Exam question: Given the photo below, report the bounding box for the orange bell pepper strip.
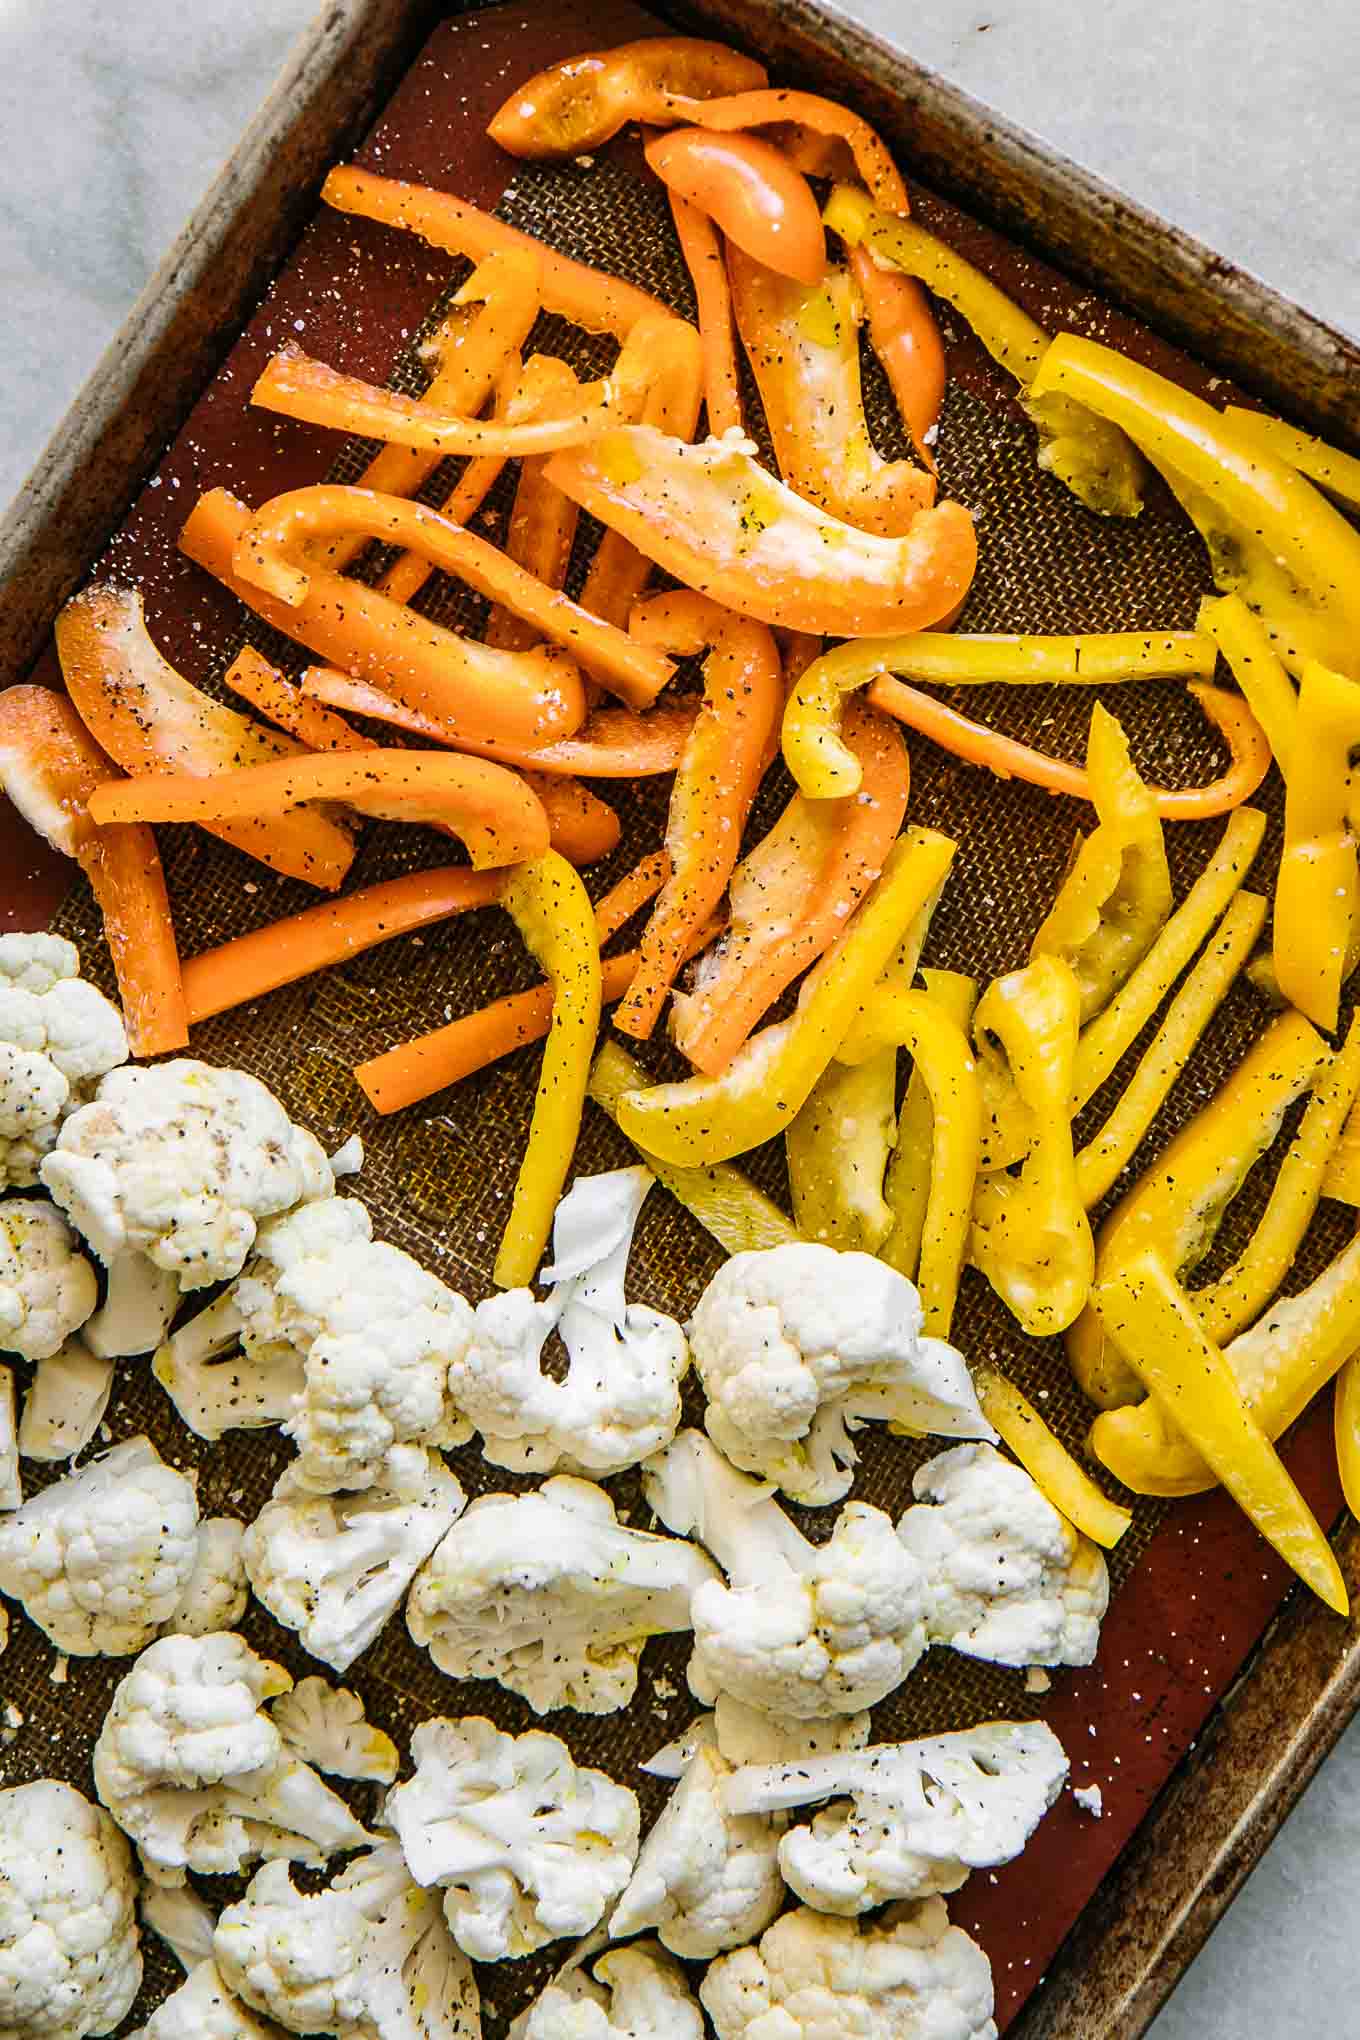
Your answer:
[656,87,911,212]
[485,361,583,653]
[728,246,933,535]
[520,770,619,866]
[672,696,910,1074]
[645,129,825,286]
[220,647,367,753]
[866,675,1270,820]
[90,749,550,872]
[181,867,507,1024]
[0,685,187,1057]
[667,191,742,438]
[322,166,673,339]
[615,592,781,1040]
[487,37,767,155]
[53,585,355,891]
[544,425,976,638]
[849,251,946,472]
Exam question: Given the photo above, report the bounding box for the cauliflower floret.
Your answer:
[130,1960,284,2040]
[214,1861,370,2036]
[92,1631,372,1886]
[643,1430,929,1720]
[451,1169,688,1478]
[268,1677,398,1784]
[386,1716,640,1963]
[898,1443,1110,1667]
[17,1338,114,1462]
[700,1899,997,2040]
[162,1518,249,1638]
[408,1474,717,1715]
[42,1060,333,1288]
[0,1434,200,1655]
[155,1197,472,1489]
[516,1943,703,2040]
[0,1778,142,2040]
[332,1843,481,2040]
[244,1449,466,1673]
[140,1882,218,1975]
[688,1243,994,1505]
[724,1719,1069,1913]
[643,1697,872,1780]
[0,1199,98,1362]
[0,1362,19,1510]
[0,934,127,1192]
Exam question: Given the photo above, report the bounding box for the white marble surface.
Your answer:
[3,2,1359,2031]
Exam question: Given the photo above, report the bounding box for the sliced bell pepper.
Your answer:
[1074,890,1265,1210]
[645,129,825,286]
[544,424,976,639]
[1273,659,1360,1031]
[728,247,933,536]
[493,851,603,1287]
[1223,406,1360,516]
[969,958,1094,1337]
[1030,704,1171,1024]
[53,584,354,891]
[220,646,369,754]
[322,165,673,338]
[484,361,584,654]
[1198,592,1296,774]
[90,749,550,872]
[1029,334,1360,679]
[1066,1009,1326,1408]
[616,828,957,1167]
[0,685,187,1057]
[849,250,945,471]
[616,592,781,1040]
[672,696,910,1074]
[520,770,619,866]
[667,191,742,438]
[1089,1249,1348,1612]
[1335,1347,1360,1520]
[975,1369,1132,1548]
[880,969,978,1289]
[656,87,911,213]
[1323,1099,1360,1207]
[487,37,767,156]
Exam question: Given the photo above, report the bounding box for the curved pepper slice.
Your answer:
[0,684,187,1057]
[1335,1346,1360,1521]
[483,358,584,653]
[220,647,365,754]
[976,1369,1132,1548]
[728,247,933,535]
[487,37,767,156]
[1030,705,1171,1024]
[544,424,976,639]
[658,87,911,212]
[880,969,978,1290]
[1273,660,1360,1031]
[1223,406,1360,516]
[616,592,781,1039]
[493,851,604,1288]
[53,584,354,891]
[668,191,742,438]
[1089,1249,1347,1613]
[968,958,1093,1338]
[645,129,825,286]
[616,829,957,1167]
[1198,593,1296,774]
[849,250,945,470]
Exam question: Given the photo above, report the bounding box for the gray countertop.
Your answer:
[4,3,1359,2031]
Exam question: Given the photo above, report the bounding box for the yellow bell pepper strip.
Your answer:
[1030,705,1171,1024]
[1273,660,1360,1031]
[667,189,743,439]
[1074,889,1266,1210]
[727,247,934,536]
[825,184,1146,519]
[493,852,603,1288]
[1066,1009,1327,1408]
[543,424,977,640]
[969,958,1094,1337]
[1334,1348,1360,1519]
[484,359,583,654]
[1323,1099,1360,1206]
[616,829,956,1167]
[487,38,767,156]
[1222,406,1360,517]
[591,1043,799,1258]
[617,593,781,1040]
[1096,1227,1360,1497]
[880,970,978,1287]
[1029,333,1360,680]
[975,1369,1132,1548]
[54,583,355,891]
[1198,593,1296,776]
[1089,1249,1348,1612]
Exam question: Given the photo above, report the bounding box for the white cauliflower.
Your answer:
[0,1779,141,2040]
[898,1443,1110,1667]
[451,1169,688,1478]
[643,1697,872,1779]
[163,1518,249,1638]
[0,1363,18,1510]
[83,1253,181,1360]
[16,1338,113,1462]
[42,1060,333,1288]
[244,1449,465,1673]
[140,1882,218,1974]
[268,1677,399,1784]
[92,1630,372,1886]
[688,1242,994,1505]
[0,1434,200,1655]
[516,1943,703,2040]
[0,1199,97,1362]
[155,1197,472,1489]
[700,1899,997,2040]
[385,1716,640,1962]
[724,1719,1069,1913]
[407,1475,717,1716]
[0,934,127,1192]
[643,1430,929,1720]
[332,1843,482,2040]
[130,1960,285,2040]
